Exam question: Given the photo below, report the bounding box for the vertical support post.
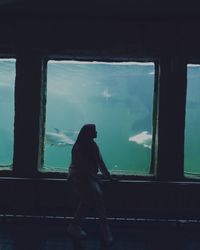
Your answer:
[150,61,159,174]
[13,51,46,177]
[156,56,187,180]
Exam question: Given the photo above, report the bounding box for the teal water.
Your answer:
[0,59,15,166]
[2,60,200,176]
[184,65,200,174]
[44,61,154,174]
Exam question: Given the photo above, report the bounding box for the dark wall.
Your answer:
[1,0,200,60]
[1,20,200,58]
[0,178,200,219]
[0,2,200,219]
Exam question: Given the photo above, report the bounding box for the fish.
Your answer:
[129,131,152,149]
[102,89,112,99]
[45,128,75,147]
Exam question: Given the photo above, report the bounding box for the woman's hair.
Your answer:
[71,124,99,170]
[75,124,96,145]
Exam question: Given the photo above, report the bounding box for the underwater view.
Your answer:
[1,60,199,175]
[44,61,154,174]
[184,64,200,175]
[0,59,15,166]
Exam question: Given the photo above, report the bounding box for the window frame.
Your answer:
[0,53,192,182]
[184,61,200,180]
[156,56,187,181]
[0,56,16,175]
[40,56,158,180]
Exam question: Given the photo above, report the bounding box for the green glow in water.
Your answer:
[44,61,154,174]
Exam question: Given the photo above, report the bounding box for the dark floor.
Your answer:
[0,218,200,250]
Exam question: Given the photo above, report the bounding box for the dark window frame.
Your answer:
[0,53,196,182]
[184,61,200,180]
[38,57,158,180]
[0,56,16,175]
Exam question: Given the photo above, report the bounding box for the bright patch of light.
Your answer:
[102,89,112,98]
[188,64,200,67]
[0,59,16,62]
[49,60,154,66]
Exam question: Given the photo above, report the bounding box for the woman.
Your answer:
[67,124,113,245]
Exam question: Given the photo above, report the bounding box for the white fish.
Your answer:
[129,131,152,149]
[45,128,75,147]
[102,89,112,99]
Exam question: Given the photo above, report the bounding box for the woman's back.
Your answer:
[70,140,99,177]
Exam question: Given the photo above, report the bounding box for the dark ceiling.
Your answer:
[0,0,200,20]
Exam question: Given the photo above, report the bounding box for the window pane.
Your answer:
[0,59,15,166]
[184,64,200,175]
[44,61,155,174]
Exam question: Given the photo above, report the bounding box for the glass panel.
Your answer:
[0,59,16,166]
[44,61,155,174]
[184,64,200,175]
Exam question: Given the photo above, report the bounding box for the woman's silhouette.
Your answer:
[67,124,113,246]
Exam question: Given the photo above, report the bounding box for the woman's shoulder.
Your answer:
[91,141,101,157]
[91,141,99,149]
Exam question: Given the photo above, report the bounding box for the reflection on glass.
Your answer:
[0,59,16,166]
[44,61,154,174]
[185,64,200,175]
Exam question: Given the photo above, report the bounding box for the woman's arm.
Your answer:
[97,150,112,180]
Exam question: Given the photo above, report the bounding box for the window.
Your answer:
[0,59,16,167]
[184,64,200,175]
[43,60,155,175]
